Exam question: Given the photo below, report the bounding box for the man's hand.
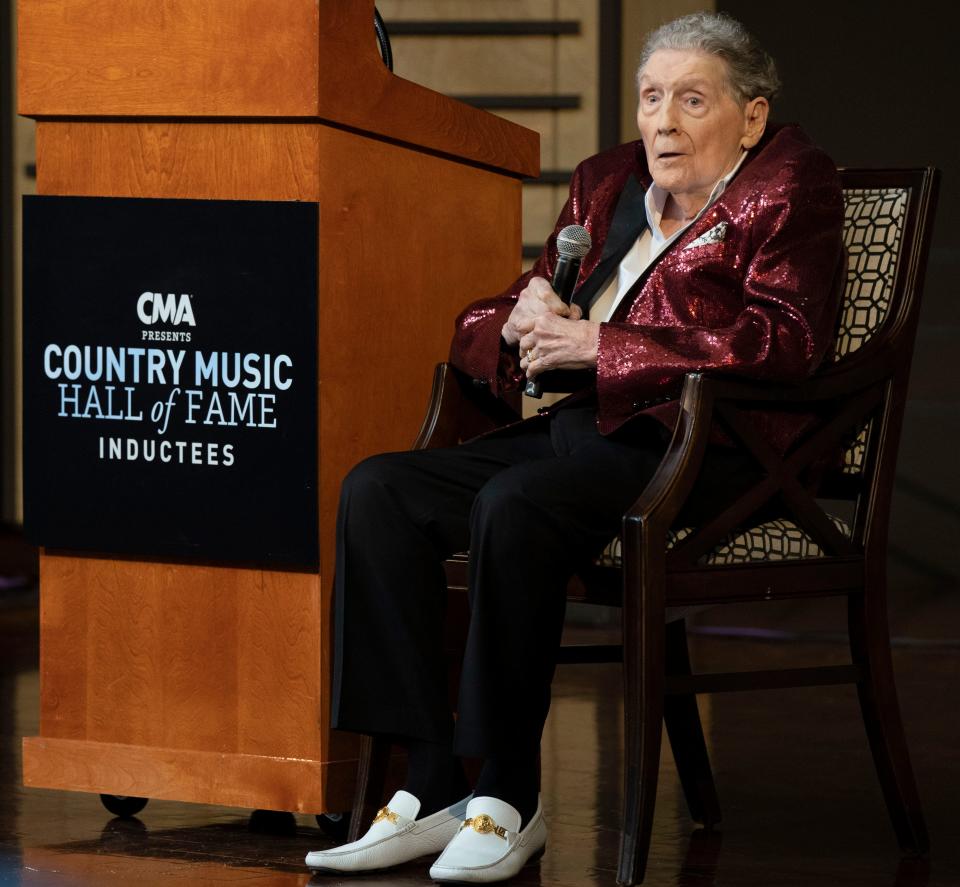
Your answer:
[518,313,600,380]
[501,277,582,346]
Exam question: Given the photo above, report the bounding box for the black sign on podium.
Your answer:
[23,195,319,569]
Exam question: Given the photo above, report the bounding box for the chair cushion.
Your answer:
[596,515,852,568]
[832,187,909,362]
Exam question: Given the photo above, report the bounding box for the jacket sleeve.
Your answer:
[449,164,586,396]
[596,150,845,419]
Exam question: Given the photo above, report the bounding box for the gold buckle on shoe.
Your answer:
[460,813,507,840]
[372,806,400,826]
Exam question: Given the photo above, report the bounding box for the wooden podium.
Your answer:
[18,0,537,815]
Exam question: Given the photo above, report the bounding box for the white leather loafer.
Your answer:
[429,795,547,883]
[305,790,470,874]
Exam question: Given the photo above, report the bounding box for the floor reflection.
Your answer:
[669,828,931,887]
[676,828,722,885]
[20,815,316,884]
[895,857,932,887]
[3,585,960,885]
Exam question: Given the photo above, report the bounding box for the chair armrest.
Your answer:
[684,350,891,405]
[624,373,717,533]
[413,362,522,450]
[624,357,889,532]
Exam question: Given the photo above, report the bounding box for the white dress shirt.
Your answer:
[589,148,749,322]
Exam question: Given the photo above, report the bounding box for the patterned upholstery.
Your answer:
[831,187,909,477]
[816,186,908,479]
[586,186,908,568]
[587,186,908,569]
[842,423,871,476]
[597,515,852,569]
[833,188,909,360]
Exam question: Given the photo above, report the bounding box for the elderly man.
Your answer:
[307,11,844,884]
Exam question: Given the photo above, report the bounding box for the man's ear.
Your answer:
[741,97,769,149]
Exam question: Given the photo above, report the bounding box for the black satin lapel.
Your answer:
[570,241,630,315]
[600,174,647,261]
[571,174,648,315]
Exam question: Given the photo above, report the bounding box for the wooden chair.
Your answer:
[345,167,941,885]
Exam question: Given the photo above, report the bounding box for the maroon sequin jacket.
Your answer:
[449,124,845,451]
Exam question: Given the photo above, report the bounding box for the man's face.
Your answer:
[636,49,764,207]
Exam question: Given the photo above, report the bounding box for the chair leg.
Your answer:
[347,734,391,842]
[664,619,722,828]
[848,587,929,854]
[618,561,666,886]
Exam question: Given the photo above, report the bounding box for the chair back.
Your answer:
[832,182,912,364]
[598,170,940,574]
[823,169,939,547]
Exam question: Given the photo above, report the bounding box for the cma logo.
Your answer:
[137,292,196,327]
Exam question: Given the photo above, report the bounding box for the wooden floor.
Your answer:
[1,559,959,886]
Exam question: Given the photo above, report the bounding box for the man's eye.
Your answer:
[687,96,703,107]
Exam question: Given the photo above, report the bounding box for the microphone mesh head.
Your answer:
[556,224,592,259]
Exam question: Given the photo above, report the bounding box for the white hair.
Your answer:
[637,12,781,104]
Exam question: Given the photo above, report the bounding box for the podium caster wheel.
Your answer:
[316,812,349,842]
[249,809,297,834]
[100,794,149,817]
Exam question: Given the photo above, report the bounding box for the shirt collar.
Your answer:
[644,148,749,243]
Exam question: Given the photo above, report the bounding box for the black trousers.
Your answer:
[331,406,753,760]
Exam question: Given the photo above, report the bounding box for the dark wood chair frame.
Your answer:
[345,167,940,885]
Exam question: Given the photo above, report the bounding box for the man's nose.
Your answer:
[657,101,680,134]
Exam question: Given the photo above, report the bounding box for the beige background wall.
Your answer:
[379,0,602,252]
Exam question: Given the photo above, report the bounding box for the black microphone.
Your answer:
[525,224,592,398]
